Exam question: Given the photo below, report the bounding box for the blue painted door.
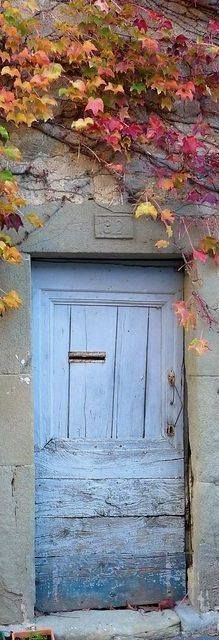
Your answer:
[32,262,185,611]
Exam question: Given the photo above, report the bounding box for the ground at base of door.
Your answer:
[1,605,219,640]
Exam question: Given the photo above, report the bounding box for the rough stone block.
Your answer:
[20,201,180,257]
[0,257,31,374]
[0,375,34,465]
[0,465,35,624]
[185,264,219,376]
[187,376,219,482]
[192,481,219,547]
[34,609,180,640]
[188,481,219,611]
[175,603,218,632]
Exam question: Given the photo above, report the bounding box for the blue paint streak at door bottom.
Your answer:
[36,554,186,612]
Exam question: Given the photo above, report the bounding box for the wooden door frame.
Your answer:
[32,257,188,611]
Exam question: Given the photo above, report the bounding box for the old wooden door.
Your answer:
[33,262,185,612]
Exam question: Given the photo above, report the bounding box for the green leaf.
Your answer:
[0,126,9,142]
[0,233,13,245]
[0,169,15,182]
[58,87,68,97]
[4,146,21,161]
[130,82,146,94]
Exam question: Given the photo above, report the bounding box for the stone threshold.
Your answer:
[1,605,219,639]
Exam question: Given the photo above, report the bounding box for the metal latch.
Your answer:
[68,351,106,363]
[168,369,175,386]
[166,423,175,437]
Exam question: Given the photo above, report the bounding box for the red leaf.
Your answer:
[147,114,165,140]
[107,118,123,132]
[3,213,23,232]
[85,97,104,116]
[193,249,208,264]
[108,163,124,174]
[208,19,219,34]
[134,18,148,31]
[98,66,115,78]
[159,598,176,610]
[182,136,204,155]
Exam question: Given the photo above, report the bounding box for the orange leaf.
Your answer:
[188,338,210,355]
[176,81,195,101]
[104,83,124,94]
[173,300,196,330]
[82,41,98,55]
[155,239,170,249]
[2,246,22,264]
[140,37,159,52]
[33,50,50,66]
[161,209,175,223]
[158,177,174,190]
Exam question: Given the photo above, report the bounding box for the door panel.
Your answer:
[33,262,185,611]
[69,305,118,439]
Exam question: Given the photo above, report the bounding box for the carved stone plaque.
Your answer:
[95,214,134,239]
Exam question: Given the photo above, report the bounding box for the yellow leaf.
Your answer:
[24,0,39,10]
[6,112,28,125]
[2,246,22,264]
[135,202,158,219]
[42,63,63,81]
[0,298,6,316]
[155,239,170,249]
[166,224,173,238]
[26,213,44,228]
[25,113,38,127]
[71,117,94,131]
[3,290,22,309]
[71,80,86,93]
[161,95,172,111]
[1,66,20,78]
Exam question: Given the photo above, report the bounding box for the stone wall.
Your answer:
[0,0,219,623]
[1,207,219,622]
[0,258,35,623]
[185,264,219,611]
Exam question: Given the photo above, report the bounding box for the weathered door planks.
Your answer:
[33,262,185,611]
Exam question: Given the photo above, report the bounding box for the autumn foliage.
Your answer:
[0,0,219,352]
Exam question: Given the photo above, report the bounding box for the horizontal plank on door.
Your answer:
[33,263,183,295]
[35,439,183,479]
[36,515,184,557]
[35,478,185,517]
[35,552,186,611]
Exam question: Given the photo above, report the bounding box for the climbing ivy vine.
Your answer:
[0,0,219,352]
